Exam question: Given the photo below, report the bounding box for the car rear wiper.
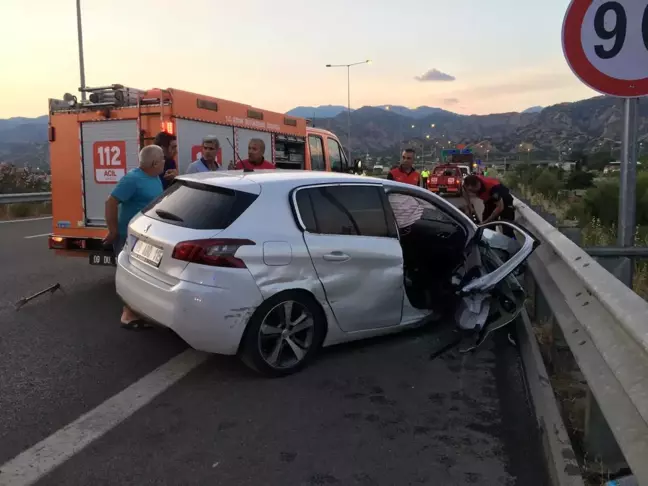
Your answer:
[155,209,184,222]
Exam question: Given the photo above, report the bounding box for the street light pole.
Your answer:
[326,60,371,163]
[76,0,87,101]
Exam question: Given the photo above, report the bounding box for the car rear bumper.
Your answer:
[429,186,461,195]
[116,251,264,355]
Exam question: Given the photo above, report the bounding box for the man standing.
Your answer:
[387,148,420,186]
[462,174,516,237]
[186,136,222,173]
[420,168,430,188]
[103,145,165,330]
[233,138,275,170]
[154,132,178,190]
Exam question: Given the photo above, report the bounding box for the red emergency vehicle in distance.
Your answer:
[427,164,463,196]
[47,84,348,263]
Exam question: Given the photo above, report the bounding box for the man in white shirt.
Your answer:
[186,136,222,173]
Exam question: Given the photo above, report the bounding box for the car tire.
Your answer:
[239,291,327,377]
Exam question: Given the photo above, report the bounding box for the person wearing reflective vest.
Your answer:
[420,169,430,188]
[462,174,515,238]
[387,148,420,186]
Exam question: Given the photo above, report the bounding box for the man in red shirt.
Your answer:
[233,138,275,170]
[387,148,420,186]
[462,174,516,237]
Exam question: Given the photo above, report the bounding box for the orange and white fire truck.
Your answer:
[47,84,348,262]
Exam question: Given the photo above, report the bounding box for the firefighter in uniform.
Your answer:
[462,174,516,238]
[387,148,420,186]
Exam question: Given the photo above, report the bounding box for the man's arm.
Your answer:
[104,196,120,244]
[481,186,507,224]
[104,176,135,242]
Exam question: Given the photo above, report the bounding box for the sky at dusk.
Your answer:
[0,0,599,118]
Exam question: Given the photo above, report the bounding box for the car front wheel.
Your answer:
[240,291,327,377]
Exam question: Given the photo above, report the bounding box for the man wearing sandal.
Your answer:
[103,145,165,330]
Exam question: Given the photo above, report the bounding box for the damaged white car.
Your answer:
[116,171,538,377]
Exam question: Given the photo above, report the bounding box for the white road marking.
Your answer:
[23,233,51,239]
[0,216,52,225]
[0,349,209,486]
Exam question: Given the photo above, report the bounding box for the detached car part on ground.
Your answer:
[116,171,538,377]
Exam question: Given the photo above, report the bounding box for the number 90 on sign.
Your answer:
[563,0,648,96]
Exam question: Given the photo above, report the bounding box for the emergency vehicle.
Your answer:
[47,84,348,263]
[427,164,463,196]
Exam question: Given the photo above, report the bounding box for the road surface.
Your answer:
[0,212,547,486]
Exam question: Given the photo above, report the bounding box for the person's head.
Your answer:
[139,145,166,176]
[401,148,415,169]
[154,132,178,160]
[248,138,265,163]
[202,135,220,163]
[463,174,483,196]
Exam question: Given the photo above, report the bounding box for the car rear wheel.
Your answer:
[240,291,326,377]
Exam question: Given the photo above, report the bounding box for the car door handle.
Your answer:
[323,251,350,262]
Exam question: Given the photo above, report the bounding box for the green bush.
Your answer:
[566,171,594,190]
[531,169,563,198]
[581,172,648,226]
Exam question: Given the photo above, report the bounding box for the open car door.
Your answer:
[455,221,540,352]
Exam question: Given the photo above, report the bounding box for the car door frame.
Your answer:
[290,182,406,332]
[381,184,538,296]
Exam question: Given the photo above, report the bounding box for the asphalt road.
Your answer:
[0,209,547,486]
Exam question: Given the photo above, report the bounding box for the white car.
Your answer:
[116,171,537,376]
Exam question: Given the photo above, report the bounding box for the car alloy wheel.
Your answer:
[257,300,315,370]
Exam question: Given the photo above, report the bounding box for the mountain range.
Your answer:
[0,97,644,168]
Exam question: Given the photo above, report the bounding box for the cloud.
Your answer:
[443,98,459,105]
[415,69,456,82]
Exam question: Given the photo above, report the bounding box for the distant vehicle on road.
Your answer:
[116,171,537,376]
[428,164,463,196]
[46,84,347,265]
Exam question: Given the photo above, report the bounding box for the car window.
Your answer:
[327,138,345,172]
[387,193,460,230]
[308,135,326,171]
[296,185,391,237]
[144,180,258,230]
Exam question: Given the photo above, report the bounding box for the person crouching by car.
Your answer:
[103,145,165,330]
[462,174,516,238]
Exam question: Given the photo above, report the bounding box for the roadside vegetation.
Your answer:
[0,162,51,220]
[504,164,648,299]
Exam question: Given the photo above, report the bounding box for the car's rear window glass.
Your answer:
[144,181,257,230]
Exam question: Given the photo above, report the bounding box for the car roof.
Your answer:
[176,170,389,192]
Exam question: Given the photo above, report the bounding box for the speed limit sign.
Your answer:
[563,0,648,96]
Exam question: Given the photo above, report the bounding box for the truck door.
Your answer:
[175,119,235,173]
[81,120,139,227]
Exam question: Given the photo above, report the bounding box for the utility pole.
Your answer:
[76,0,87,101]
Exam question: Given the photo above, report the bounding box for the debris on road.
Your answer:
[14,283,62,310]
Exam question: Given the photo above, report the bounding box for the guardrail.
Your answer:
[515,198,648,484]
[0,192,52,204]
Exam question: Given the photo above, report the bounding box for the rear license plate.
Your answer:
[89,253,116,266]
[438,186,447,192]
[131,239,164,267]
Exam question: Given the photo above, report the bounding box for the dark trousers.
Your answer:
[483,201,515,238]
[421,177,428,188]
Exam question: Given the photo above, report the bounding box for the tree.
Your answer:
[566,170,594,190]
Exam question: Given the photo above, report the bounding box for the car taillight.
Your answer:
[172,239,255,268]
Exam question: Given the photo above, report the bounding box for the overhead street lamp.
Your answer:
[326,60,371,162]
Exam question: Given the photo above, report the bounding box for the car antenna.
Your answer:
[226,137,253,172]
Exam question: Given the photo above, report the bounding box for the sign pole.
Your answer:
[616,97,639,287]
